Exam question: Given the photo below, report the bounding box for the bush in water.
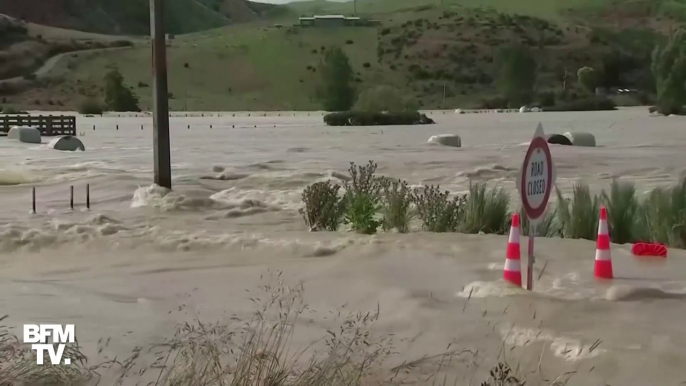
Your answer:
[380,178,413,233]
[555,183,600,241]
[412,185,464,232]
[300,181,346,231]
[343,161,383,234]
[323,111,434,126]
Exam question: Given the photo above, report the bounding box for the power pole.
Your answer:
[150,0,172,189]
[354,0,357,15]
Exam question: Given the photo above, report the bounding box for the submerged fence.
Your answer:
[1,115,76,136]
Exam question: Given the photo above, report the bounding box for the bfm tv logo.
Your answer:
[23,324,75,365]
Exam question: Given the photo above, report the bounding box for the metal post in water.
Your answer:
[70,185,74,210]
[32,187,36,214]
[527,226,535,291]
[86,184,90,210]
[150,0,172,189]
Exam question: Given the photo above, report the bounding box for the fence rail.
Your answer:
[0,115,76,136]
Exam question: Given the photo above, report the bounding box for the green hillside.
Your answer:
[0,0,277,35]
[2,0,682,111]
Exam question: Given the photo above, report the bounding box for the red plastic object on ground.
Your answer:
[632,242,668,258]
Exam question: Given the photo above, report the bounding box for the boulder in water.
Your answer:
[48,135,85,151]
[563,132,596,147]
[428,134,461,147]
[7,126,41,144]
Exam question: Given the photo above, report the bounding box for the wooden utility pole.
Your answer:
[150,0,172,189]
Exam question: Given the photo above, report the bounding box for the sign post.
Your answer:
[516,123,556,291]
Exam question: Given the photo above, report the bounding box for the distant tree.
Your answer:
[577,66,600,93]
[104,69,140,112]
[353,85,417,112]
[495,45,537,107]
[318,47,355,111]
[651,29,686,115]
[78,99,105,115]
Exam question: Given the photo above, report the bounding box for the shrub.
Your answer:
[353,85,417,112]
[104,69,140,112]
[577,66,600,93]
[496,45,537,107]
[380,178,413,233]
[544,97,616,112]
[555,183,600,240]
[601,180,640,244]
[363,62,371,68]
[346,39,354,44]
[479,96,508,109]
[300,181,346,231]
[77,99,104,115]
[412,185,464,232]
[23,73,37,81]
[318,47,356,112]
[111,40,134,47]
[537,91,556,107]
[323,111,434,126]
[1,106,25,114]
[343,161,382,234]
[652,29,686,115]
[461,182,511,235]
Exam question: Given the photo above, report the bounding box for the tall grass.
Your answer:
[601,180,640,244]
[639,178,686,248]
[518,207,560,237]
[555,183,599,240]
[461,182,511,235]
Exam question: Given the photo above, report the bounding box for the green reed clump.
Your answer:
[519,206,560,237]
[601,179,640,244]
[461,182,511,235]
[379,178,413,233]
[412,185,464,232]
[639,178,686,248]
[300,181,346,231]
[555,183,600,240]
[343,161,383,234]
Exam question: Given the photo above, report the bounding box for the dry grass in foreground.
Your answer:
[1,273,573,386]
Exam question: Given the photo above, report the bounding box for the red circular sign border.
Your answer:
[520,136,553,221]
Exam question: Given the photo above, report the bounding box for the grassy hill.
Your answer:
[1,0,682,111]
[0,0,279,35]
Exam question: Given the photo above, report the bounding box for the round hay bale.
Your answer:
[519,106,528,113]
[455,109,464,114]
[48,135,85,151]
[428,134,461,148]
[547,134,573,146]
[7,126,41,144]
[531,107,541,112]
[564,132,596,147]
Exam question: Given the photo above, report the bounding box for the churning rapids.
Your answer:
[1,108,685,385]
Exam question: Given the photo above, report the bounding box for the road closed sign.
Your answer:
[516,123,556,224]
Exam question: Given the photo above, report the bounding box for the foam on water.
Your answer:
[501,326,607,361]
[456,280,525,298]
[0,168,40,186]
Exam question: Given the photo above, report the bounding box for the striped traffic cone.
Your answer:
[504,213,522,287]
[595,206,613,279]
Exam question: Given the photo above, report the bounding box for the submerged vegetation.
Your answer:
[301,161,686,249]
[0,276,545,386]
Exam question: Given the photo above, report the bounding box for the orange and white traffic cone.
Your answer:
[595,206,613,279]
[504,213,522,287]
